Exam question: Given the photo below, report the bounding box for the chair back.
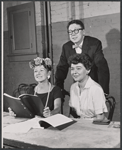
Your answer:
[13,83,37,97]
[105,95,116,121]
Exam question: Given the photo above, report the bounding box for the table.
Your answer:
[3,112,120,148]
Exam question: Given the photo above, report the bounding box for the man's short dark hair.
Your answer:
[67,19,85,30]
[68,53,92,70]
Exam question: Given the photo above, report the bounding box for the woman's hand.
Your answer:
[93,113,105,122]
[8,107,16,117]
[43,107,52,118]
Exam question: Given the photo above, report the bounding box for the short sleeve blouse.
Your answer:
[36,86,63,110]
[69,77,108,118]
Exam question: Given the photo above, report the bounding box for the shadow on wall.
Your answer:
[103,28,120,121]
[104,28,120,53]
[103,28,120,92]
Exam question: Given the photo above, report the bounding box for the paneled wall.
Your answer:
[3,1,43,96]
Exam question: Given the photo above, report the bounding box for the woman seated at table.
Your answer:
[68,53,108,121]
[9,57,62,118]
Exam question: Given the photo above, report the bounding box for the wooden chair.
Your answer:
[105,94,116,121]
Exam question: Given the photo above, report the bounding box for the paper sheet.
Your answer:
[3,114,74,133]
[3,117,44,134]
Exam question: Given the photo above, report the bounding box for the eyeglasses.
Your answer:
[67,28,83,35]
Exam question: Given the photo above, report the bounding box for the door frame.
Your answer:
[42,1,54,84]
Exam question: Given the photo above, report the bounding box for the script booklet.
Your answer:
[3,114,77,133]
[3,93,44,118]
[39,114,77,130]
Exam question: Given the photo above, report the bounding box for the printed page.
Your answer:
[3,117,44,134]
[18,93,38,98]
[3,93,20,100]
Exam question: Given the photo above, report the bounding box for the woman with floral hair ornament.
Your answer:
[29,57,63,118]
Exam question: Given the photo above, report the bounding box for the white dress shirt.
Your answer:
[74,36,84,54]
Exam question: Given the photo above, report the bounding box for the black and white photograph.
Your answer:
[2,1,120,148]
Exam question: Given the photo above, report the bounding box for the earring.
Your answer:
[48,75,50,79]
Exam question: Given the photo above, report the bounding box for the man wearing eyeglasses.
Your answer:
[55,19,110,99]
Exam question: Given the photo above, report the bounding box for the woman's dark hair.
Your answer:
[67,19,85,30]
[68,53,93,70]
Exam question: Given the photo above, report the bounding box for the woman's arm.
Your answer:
[43,98,61,118]
[93,113,106,121]
[51,98,61,115]
[92,86,108,121]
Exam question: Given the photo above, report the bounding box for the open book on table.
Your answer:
[39,114,77,130]
[3,114,77,133]
[4,93,44,118]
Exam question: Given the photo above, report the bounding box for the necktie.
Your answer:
[72,44,79,49]
[72,44,82,54]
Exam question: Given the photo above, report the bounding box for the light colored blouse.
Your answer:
[69,77,108,118]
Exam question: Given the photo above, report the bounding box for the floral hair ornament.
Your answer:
[29,57,52,70]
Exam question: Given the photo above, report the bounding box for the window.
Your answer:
[7,2,37,61]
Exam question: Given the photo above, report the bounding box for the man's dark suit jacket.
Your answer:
[55,36,110,94]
